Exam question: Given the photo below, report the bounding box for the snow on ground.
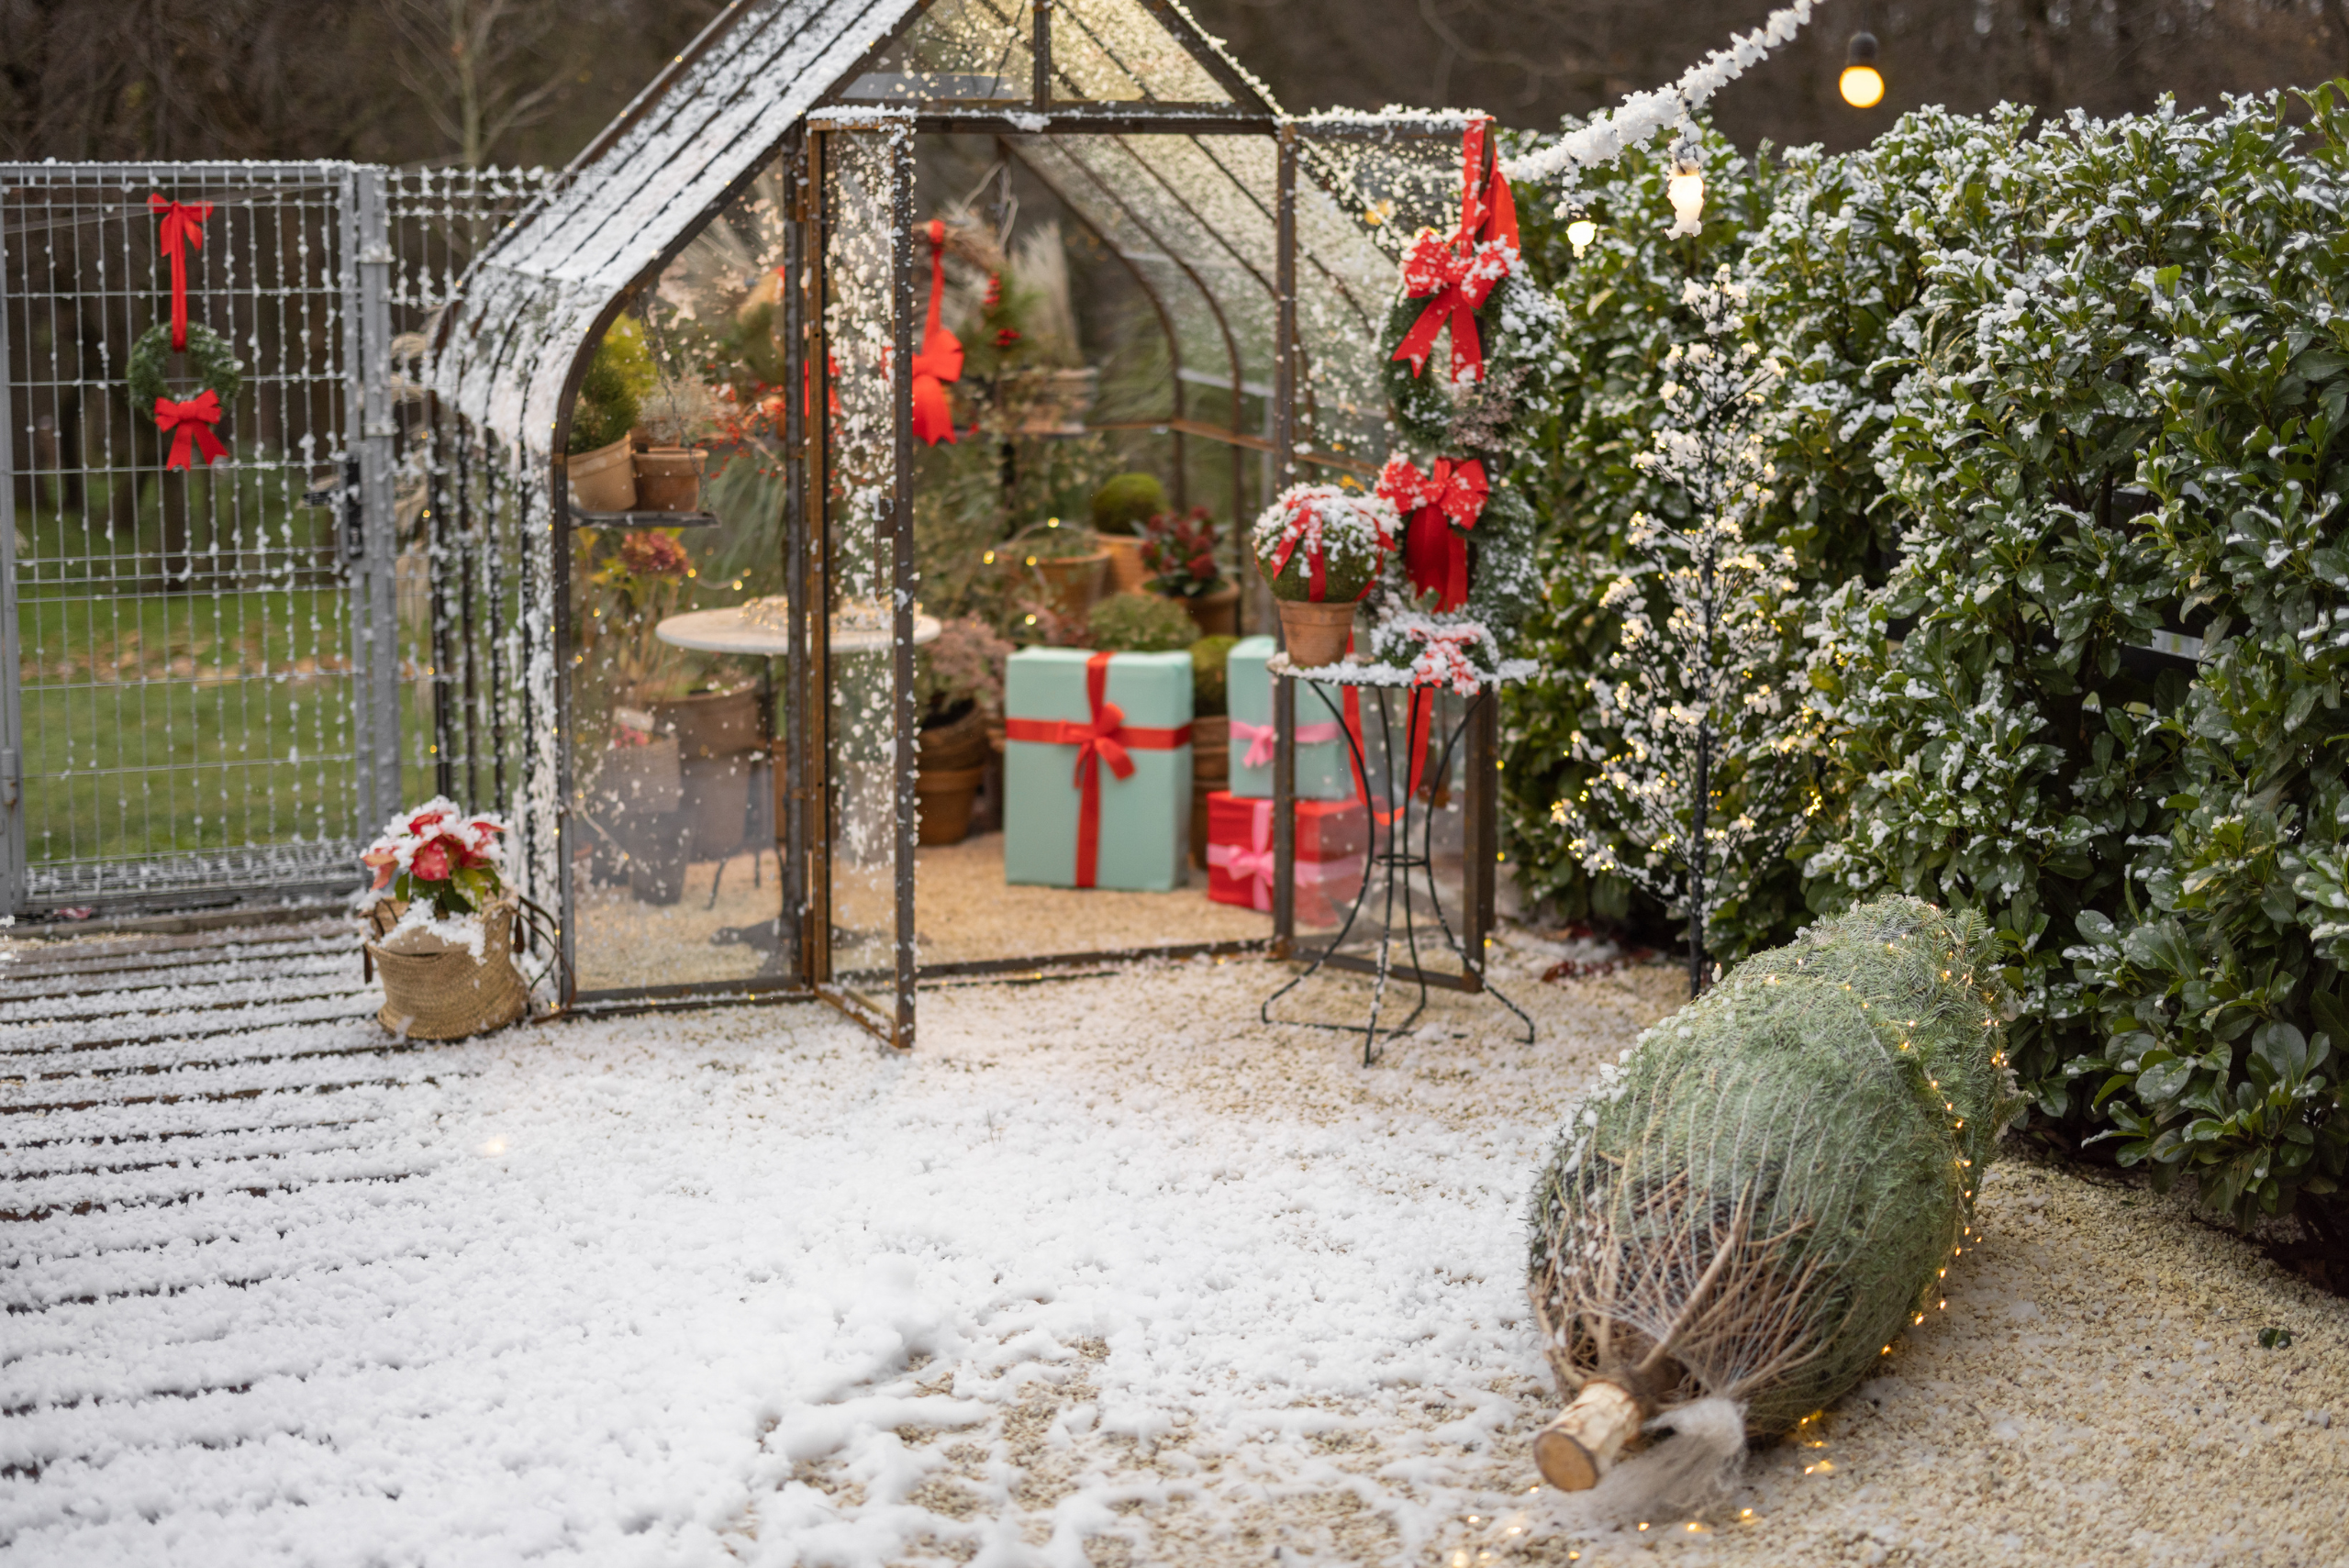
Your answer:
[7,936,2349,1568]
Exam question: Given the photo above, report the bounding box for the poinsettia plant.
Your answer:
[1140,506,1225,598]
[360,798,511,920]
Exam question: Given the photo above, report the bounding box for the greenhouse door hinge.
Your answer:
[2,749,17,809]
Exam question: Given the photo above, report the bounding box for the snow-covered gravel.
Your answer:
[6,935,2346,1567]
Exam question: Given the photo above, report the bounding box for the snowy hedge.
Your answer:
[1504,85,2349,1229]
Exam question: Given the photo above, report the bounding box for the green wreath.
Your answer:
[1381,267,1557,452]
[127,321,242,425]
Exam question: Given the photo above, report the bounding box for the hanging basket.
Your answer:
[364,896,531,1040]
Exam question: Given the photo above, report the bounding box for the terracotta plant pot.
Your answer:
[647,686,763,760]
[1175,582,1240,639]
[1100,535,1149,594]
[919,705,991,772]
[595,735,683,816]
[917,763,985,846]
[1277,599,1356,670]
[1030,550,1108,626]
[569,434,637,512]
[633,446,707,511]
[1190,714,1230,869]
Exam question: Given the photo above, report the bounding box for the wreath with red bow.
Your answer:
[128,321,242,471]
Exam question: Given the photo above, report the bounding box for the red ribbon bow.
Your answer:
[911,219,963,446]
[1376,454,1488,611]
[1388,119,1520,384]
[149,195,213,351]
[1003,651,1193,888]
[155,391,228,470]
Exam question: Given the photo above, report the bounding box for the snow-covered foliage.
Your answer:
[1551,272,1815,988]
[1506,88,2349,1227]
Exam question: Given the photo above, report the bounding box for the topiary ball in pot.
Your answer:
[1090,472,1168,537]
[1252,484,1398,668]
[1089,592,1199,653]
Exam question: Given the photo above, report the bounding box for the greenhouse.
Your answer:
[431,0,1506,1038]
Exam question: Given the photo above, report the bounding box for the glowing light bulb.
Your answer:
[1665,147,1705,237]
[1566,217,1598,257]
[1840,32,1885,108]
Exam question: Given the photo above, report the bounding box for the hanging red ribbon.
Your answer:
[1388,119,1520,384]
[155,392,228,470]
[911,219,964,446]
[1376,454,1487,611]
[148,195,212,352]
[1002,651,1193,888]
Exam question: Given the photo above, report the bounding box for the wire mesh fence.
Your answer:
[1,161,558,914]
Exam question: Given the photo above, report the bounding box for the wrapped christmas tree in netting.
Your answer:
[1524,896,2022,1497]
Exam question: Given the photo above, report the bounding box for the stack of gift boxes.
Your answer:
[1001,639,1366,927]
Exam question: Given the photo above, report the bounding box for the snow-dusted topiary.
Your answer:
[1553,271,1818,995]
[1252,484,1397,605]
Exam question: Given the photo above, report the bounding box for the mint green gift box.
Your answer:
[1003,649,1193,891]
[1225,635,1354,801]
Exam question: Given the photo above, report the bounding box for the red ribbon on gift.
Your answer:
[1388,119,1520,384]
[1229,715,1341,771]
[1208,798,1279,911]
[155,391,228,470]
[1003,651,1192,889]
[911,219,964,446]
[1376,454,1487,611]
[149,195,212,352]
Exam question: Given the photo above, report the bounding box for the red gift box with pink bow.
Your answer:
[1203,790,1368,928]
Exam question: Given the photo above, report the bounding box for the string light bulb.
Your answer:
[1839,32,1886,109]
[1665,140,1705,237]
[1566,215,1598,257]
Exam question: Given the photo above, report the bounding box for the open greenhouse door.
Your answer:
[805,122,919,1046]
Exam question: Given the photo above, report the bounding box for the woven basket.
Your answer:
[364,896,531,1040]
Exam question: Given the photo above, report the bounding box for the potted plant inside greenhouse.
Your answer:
[1090,472,1165,594]
[1141,505,1238,639]
[566,318,654,512]
[915,617,1011,846]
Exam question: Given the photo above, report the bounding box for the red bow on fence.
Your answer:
[155,392,228,470]
[1388,119,1520,384]
[911,218,964,446]
[1002,651,1192,888]
[1376,454,1487,611]
[149,195,212,351]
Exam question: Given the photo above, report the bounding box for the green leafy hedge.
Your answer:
[1504,86,2349,1229]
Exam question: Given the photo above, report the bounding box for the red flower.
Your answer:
[618,530,689,579]
[410,838,452,882]
[407,808,447,836]
[984,273,1003,307]
[994,328,1021,349]
[1188,551,1217,579]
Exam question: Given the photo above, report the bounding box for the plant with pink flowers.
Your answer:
[360,797,512,920]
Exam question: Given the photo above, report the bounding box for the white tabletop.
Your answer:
[655,605,942,656]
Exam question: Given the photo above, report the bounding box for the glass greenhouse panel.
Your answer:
[1050,0,1231,103]
[566,161,796,996]
[841,0,1034,104]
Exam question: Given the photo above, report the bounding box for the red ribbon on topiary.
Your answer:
[149,195,212,352]
[155,391,228,470]
[1376,454,1487,611]
[911,218,963,446]
[1002,651,1192,888]
[1388,119,1520,384]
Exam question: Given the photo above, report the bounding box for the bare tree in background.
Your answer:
[389,0,579,168]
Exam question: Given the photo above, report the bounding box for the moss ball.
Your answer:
[1090,473,1168,537]
[1190,634,1237,716]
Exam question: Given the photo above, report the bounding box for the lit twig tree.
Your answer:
[1555,271,1817,995]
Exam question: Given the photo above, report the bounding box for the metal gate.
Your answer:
[2,162,419,915]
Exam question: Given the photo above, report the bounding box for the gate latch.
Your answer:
[2,747,17,809]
